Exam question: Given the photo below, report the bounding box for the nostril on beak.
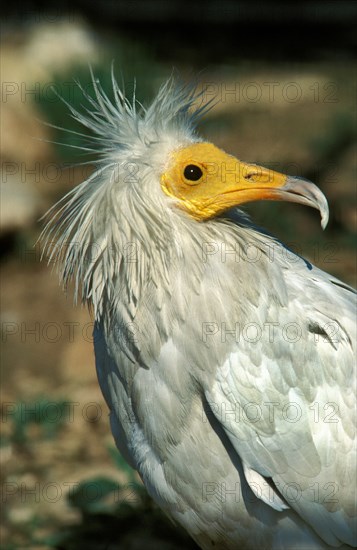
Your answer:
[244,167,275,185]
[243,168,264,183]
[244,173,256,181]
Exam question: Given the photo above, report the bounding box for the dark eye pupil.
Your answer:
[184,164,203,181]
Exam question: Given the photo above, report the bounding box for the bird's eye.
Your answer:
[183,164,203,182]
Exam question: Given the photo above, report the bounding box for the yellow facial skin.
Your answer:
[161,143,287,220]
[160,142,328,227]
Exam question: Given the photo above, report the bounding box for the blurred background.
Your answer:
[1,2,356,548]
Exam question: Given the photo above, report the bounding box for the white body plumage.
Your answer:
[43,74,356,549]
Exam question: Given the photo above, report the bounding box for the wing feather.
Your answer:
[202,244,356,547]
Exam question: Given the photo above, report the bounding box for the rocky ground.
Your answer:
[1,18,355,550]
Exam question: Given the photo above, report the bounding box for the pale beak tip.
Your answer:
[317,188,329,230]
[320,204,329,230]
[282,176,329,231]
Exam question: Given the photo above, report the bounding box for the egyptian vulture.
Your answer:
[43,74,356,549]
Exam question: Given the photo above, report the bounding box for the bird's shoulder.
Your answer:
[195,225,356,547]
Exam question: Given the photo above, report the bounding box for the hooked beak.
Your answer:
[267,175,329,229]
[218,162,329,229]
[160,143,329,226]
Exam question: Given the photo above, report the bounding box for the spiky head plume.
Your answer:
[41,72,213,319]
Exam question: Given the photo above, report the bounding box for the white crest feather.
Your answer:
[40,71,213,319]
